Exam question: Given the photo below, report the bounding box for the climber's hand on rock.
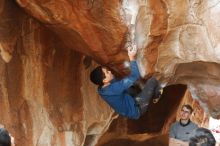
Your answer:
[128,45,137,61]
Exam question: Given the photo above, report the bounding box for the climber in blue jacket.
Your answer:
[90,47,163,119]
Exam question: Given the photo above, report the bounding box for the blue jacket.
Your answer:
[98,61,141,119]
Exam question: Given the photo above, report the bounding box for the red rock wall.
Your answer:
[15,0,130,74]
[0,1,115,145]
[0,0,218,146]
[14,0,220,119]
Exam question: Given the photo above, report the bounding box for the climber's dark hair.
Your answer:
[189,128,216,146]
[90,66,105,87]
[0,128,11,146]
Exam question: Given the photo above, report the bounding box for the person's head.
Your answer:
[189,128,216,146]
[0,128,11,146]
[180,104,193,121]
[90,66,114,87]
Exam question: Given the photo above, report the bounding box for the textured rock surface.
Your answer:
[0,0,219,146]
[15,0,220,119]
[155,0,220,119]
[0,1,115,146]
[16,0,130,75]
[98,134,169,146]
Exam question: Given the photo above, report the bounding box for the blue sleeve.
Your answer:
[110,61,141,93]
[169,124,176,138]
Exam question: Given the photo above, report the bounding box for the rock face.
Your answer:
[0,0,219,146]
[0,1,115,146]
[15,0,220,118]
[16,0,130,75]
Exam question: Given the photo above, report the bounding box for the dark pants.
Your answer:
[134,77,160,116]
